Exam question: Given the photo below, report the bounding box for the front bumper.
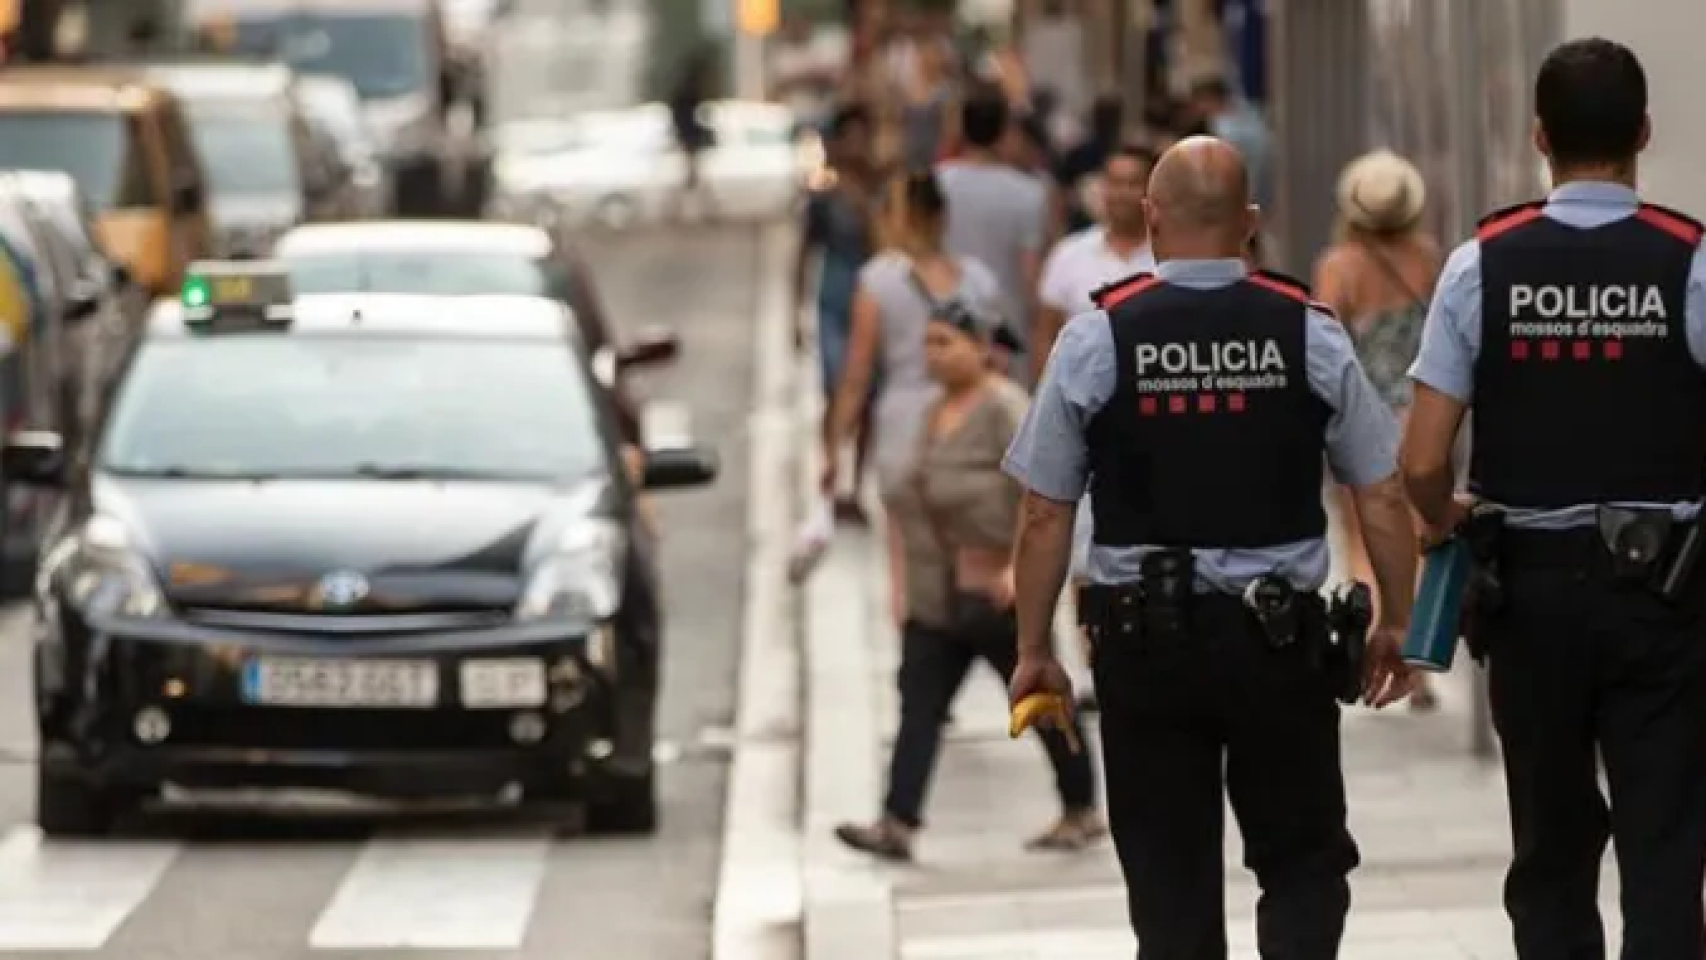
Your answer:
[46,613,621,800]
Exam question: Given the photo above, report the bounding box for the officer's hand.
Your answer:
[1418,494,1476,551]
[1360,627,1413,709]
[1009,653,1074,710]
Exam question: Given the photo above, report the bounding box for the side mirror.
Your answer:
[2,431,66,487]
[641,444,718,490]
[616,326,680,369]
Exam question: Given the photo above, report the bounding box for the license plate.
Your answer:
[241,658,438,708]
[459,659,547,709]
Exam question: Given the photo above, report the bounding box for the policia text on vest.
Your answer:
[1005,250,1416,960]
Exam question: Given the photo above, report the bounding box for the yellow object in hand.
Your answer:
[1008,693,1081,754]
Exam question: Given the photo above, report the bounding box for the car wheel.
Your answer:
[593,195,639,231]
[36,762,127,838]
[585,769,657,836]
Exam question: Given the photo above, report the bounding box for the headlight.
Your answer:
[46,516,167,619]
[515,520,626,622]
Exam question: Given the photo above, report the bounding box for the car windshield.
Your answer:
[284,251,557,297]
[0,112,144,209]
[98,336,606,480]
[234,14,430,101]
[185,109,300,197]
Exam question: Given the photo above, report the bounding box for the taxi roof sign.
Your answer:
[181,260,294,331]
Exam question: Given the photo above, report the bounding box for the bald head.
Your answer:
[1144,137,1256,259]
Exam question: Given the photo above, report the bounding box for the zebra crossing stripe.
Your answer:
[0,826,181,950]
[308,830,552,950]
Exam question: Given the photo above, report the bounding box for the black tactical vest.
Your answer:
[1084,270,1331,549]
[1471,200,1706,508]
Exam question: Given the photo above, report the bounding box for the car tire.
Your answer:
[36,762,125,838]
[585,770,657,836]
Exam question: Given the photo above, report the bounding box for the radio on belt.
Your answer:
[180,260,294,332]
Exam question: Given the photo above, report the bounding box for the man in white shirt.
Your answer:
[1036,143,1157,366]
[1034,143,1155,710]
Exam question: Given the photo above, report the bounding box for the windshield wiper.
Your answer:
[103,465,281,480]
[349,464,552,481]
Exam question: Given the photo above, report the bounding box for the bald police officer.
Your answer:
[1004,137,1418,959]
[1402,39,1706,960]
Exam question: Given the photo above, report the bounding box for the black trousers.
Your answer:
[1092,596,1358,960]
[884,602,1096,828]
[1487,532,1706,960]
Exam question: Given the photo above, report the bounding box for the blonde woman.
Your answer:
[820,171,1005,624]
[1313,149,1443,708]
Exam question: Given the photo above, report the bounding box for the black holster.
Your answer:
[1078,550,1196,651]
[1324,582,1371,705]
[1460,506,1507,663]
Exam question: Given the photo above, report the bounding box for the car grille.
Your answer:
[158,707,522,751]
[180,607,513,636]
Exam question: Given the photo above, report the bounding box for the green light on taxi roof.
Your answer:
[181,275,210,308]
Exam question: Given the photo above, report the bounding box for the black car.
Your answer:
[2,264,718,837]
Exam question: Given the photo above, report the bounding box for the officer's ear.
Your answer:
[1531,118,1550,161]
[1635,113,1651,154]
[1242,204,1260,246]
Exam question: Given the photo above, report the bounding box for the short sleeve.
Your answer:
[1303,307,1400,486]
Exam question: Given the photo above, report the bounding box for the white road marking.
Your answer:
[642,401,694,451]
[0,825,180,950]
[308,831,551,950]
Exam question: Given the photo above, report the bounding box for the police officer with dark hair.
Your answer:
[1004,136,1417,958]
[1403,37,1706,960]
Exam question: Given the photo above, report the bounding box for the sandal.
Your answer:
[1025,810,1108,852]
[835,819,914,861]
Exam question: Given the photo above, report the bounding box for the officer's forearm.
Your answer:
[1351,475,1419,627]
[1013,491,1075,658]
[1402,463,1456,532]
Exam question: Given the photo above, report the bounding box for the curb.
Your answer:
[711,224,805,960]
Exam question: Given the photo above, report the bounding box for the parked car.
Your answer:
[487,101,823,229]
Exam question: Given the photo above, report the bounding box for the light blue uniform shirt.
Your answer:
[1003,258,1400,593]
[1407,182,1706,529]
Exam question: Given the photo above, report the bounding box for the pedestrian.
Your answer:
[1055,96,1124,235]
[667,46,719,220]
[1034,142,1157,712]
[768,14,845,135]
[1185,73,1271,208]
[821,170,1004,624]
[796,103,879,524]
[832,269,1104,860]
[937,87,1049,386]
[1004,136,1416,958]
[1313,148,1443,711]
[1401,37,1706,959]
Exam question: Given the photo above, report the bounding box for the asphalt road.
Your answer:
[0,224,768,959]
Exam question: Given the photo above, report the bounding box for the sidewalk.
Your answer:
[800,524,1625,960]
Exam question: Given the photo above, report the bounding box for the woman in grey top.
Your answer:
[833,275,1103,861]
[822,171,1003,623]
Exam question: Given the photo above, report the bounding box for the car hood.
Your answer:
[92,475,612,614]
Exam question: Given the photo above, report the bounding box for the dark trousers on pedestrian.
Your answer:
[1487,531,1706,960]
[1092,595,1358,960]
[883,601,1096,828]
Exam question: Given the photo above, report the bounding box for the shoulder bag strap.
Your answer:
[1356,240,1431,308]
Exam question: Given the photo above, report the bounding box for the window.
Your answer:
[284,251,549,297]
[0,113,154,209]
[98,336,606,480]
[234,14,432,101]
[184,109,302,198]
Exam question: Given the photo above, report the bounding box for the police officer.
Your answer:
[1004,137,1418,959]
[1402,38,1706,960]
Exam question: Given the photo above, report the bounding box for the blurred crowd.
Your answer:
[772,5,1450,860]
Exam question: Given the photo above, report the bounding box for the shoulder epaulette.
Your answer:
[1636,201,1705,245]
[1476,200,1545,240]
[1246,269,1312,303]
[1092,271,1158,310]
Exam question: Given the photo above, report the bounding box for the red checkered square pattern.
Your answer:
[1137,393,1249,416]
[1509,339,1624,361]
